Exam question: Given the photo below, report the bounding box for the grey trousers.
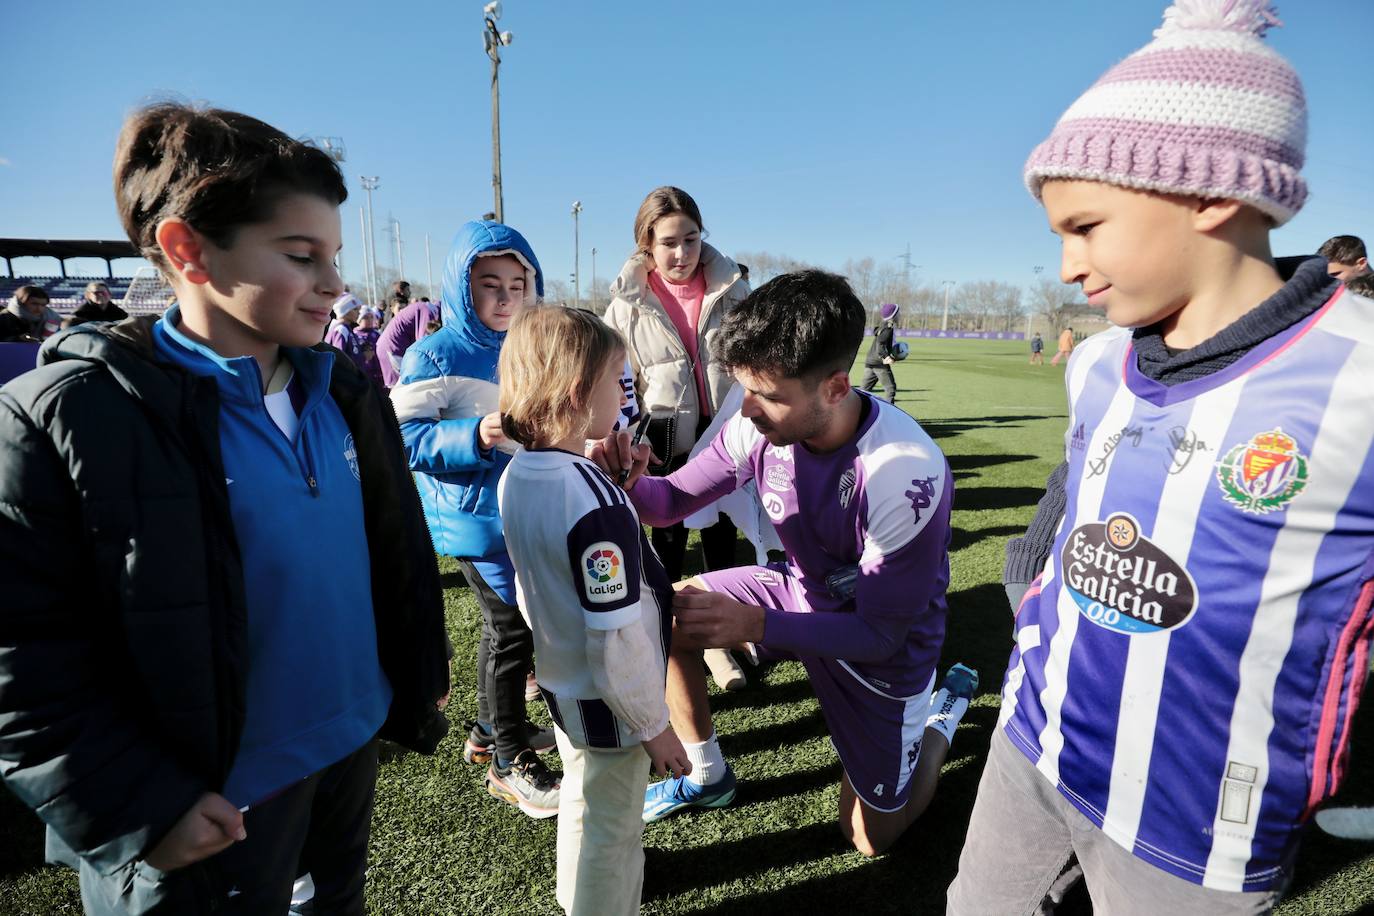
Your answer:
[946,730,1286,916]
[860,365,897,404]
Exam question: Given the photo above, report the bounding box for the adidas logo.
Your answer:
[1071,423,1087,451]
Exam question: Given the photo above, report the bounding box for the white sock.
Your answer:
[925,688,969,747]
[683,731,726,785]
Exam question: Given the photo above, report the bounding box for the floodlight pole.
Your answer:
[311,136,347,287]
[591,247,597,311]
[359,207,373,305]
[571,201,582,310]
[394,219,405,280]
[484,9,510,223]
[425,234,434,298]
[941,280,955,332]
[360,176,380,307]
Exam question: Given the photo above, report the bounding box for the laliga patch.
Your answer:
[765,464,793,492]
[1061,512,1198,635]
[582,542,628,603]
[1216,428,1309,515]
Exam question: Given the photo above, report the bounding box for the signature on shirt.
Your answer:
[1166,425,1210,475]
[1086,425,1146,478]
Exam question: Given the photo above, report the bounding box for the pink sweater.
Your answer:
[646,268,710,417]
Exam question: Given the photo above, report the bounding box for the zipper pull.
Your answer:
[307,476,320,497]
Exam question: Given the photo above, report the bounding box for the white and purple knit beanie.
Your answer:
[1024,0,1307,225]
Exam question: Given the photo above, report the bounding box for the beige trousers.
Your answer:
[554,728,651,916]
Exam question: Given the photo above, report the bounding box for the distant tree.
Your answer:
[732,250,814,286]
[1031,278,1089,332]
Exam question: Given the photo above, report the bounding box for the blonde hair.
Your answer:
[500,307,625,449]
[632,186,704,256]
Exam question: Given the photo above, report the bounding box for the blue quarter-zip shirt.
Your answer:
[153,307,392,807]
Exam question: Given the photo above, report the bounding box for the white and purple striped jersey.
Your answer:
[498,448,672,749]
[1001,288,1374,892]
[631,392,951,699]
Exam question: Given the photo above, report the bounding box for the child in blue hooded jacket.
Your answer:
[391,220,560,818]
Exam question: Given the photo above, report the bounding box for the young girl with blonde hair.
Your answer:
[498,307,689,916]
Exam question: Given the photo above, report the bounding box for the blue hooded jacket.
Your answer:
[391,222,543,601]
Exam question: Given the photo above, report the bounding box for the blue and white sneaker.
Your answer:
[643,765,738,823]
[941,662,979,699]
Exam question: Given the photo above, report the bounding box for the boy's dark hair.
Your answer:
[391,280,411,305]
[713,270,865,382]
[1345,273,1374,297]
[114,102,347,274]
[1318,235,1367,265]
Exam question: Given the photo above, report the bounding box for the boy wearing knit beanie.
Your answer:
[950,3,1374,913]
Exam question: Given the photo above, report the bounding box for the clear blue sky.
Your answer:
[3,0,1370,296]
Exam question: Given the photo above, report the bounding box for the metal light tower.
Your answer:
[483,3,514,223]
[591,246,597,312]
[312,136,347,286]
[425,234,434,298]
[359,207,373,304]
[360,176,380,307]
[393,218,406,280]
[571,201,583,310]
[941,279,956,332]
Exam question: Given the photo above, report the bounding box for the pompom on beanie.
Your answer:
[1024,0,1307,226]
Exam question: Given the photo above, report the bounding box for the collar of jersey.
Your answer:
[153,304,334,410]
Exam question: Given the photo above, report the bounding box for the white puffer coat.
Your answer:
[603,243,749,456]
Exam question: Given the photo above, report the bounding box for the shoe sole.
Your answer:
[644,785,737,823]
[486,779,559,820]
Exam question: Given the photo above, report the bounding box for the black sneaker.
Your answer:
[463,720,557,764]
[486,750,561,819]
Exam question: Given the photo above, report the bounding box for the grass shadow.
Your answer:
[949,524,1029,554]
[0,788,46,880]
[953,486,1045,512]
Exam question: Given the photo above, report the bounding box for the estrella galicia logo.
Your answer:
[1061,512,1198,635]
[581,541,627,603]
[765,464,793,492]
[343,434,360,481]
[906,476,939,522]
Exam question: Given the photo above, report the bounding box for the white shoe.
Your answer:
[1316,806,1374,840]
[705,648,747,692]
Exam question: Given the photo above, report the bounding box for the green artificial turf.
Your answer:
[1,340,1371,914]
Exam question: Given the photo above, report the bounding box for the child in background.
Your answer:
[1050,325,1074,365]
[951,3,1374,912]
[378,297,440,387]
[1029,331,1044,364]
[390,220,559,818]
[498,306,689,916]
[325,292,363,356]
[0,102,449,914]
[354,306,385,388]
[1317,234,1370,282]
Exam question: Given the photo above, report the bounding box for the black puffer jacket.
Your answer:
[0,317,449,876]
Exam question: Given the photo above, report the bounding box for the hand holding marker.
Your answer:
[619,413,651,486]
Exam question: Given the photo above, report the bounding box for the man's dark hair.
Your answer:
[391,280,411,305]
[1345,273,1374,297]
[1319,235,1367,265]
[114,102,347,275]
[713,270,865,381]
